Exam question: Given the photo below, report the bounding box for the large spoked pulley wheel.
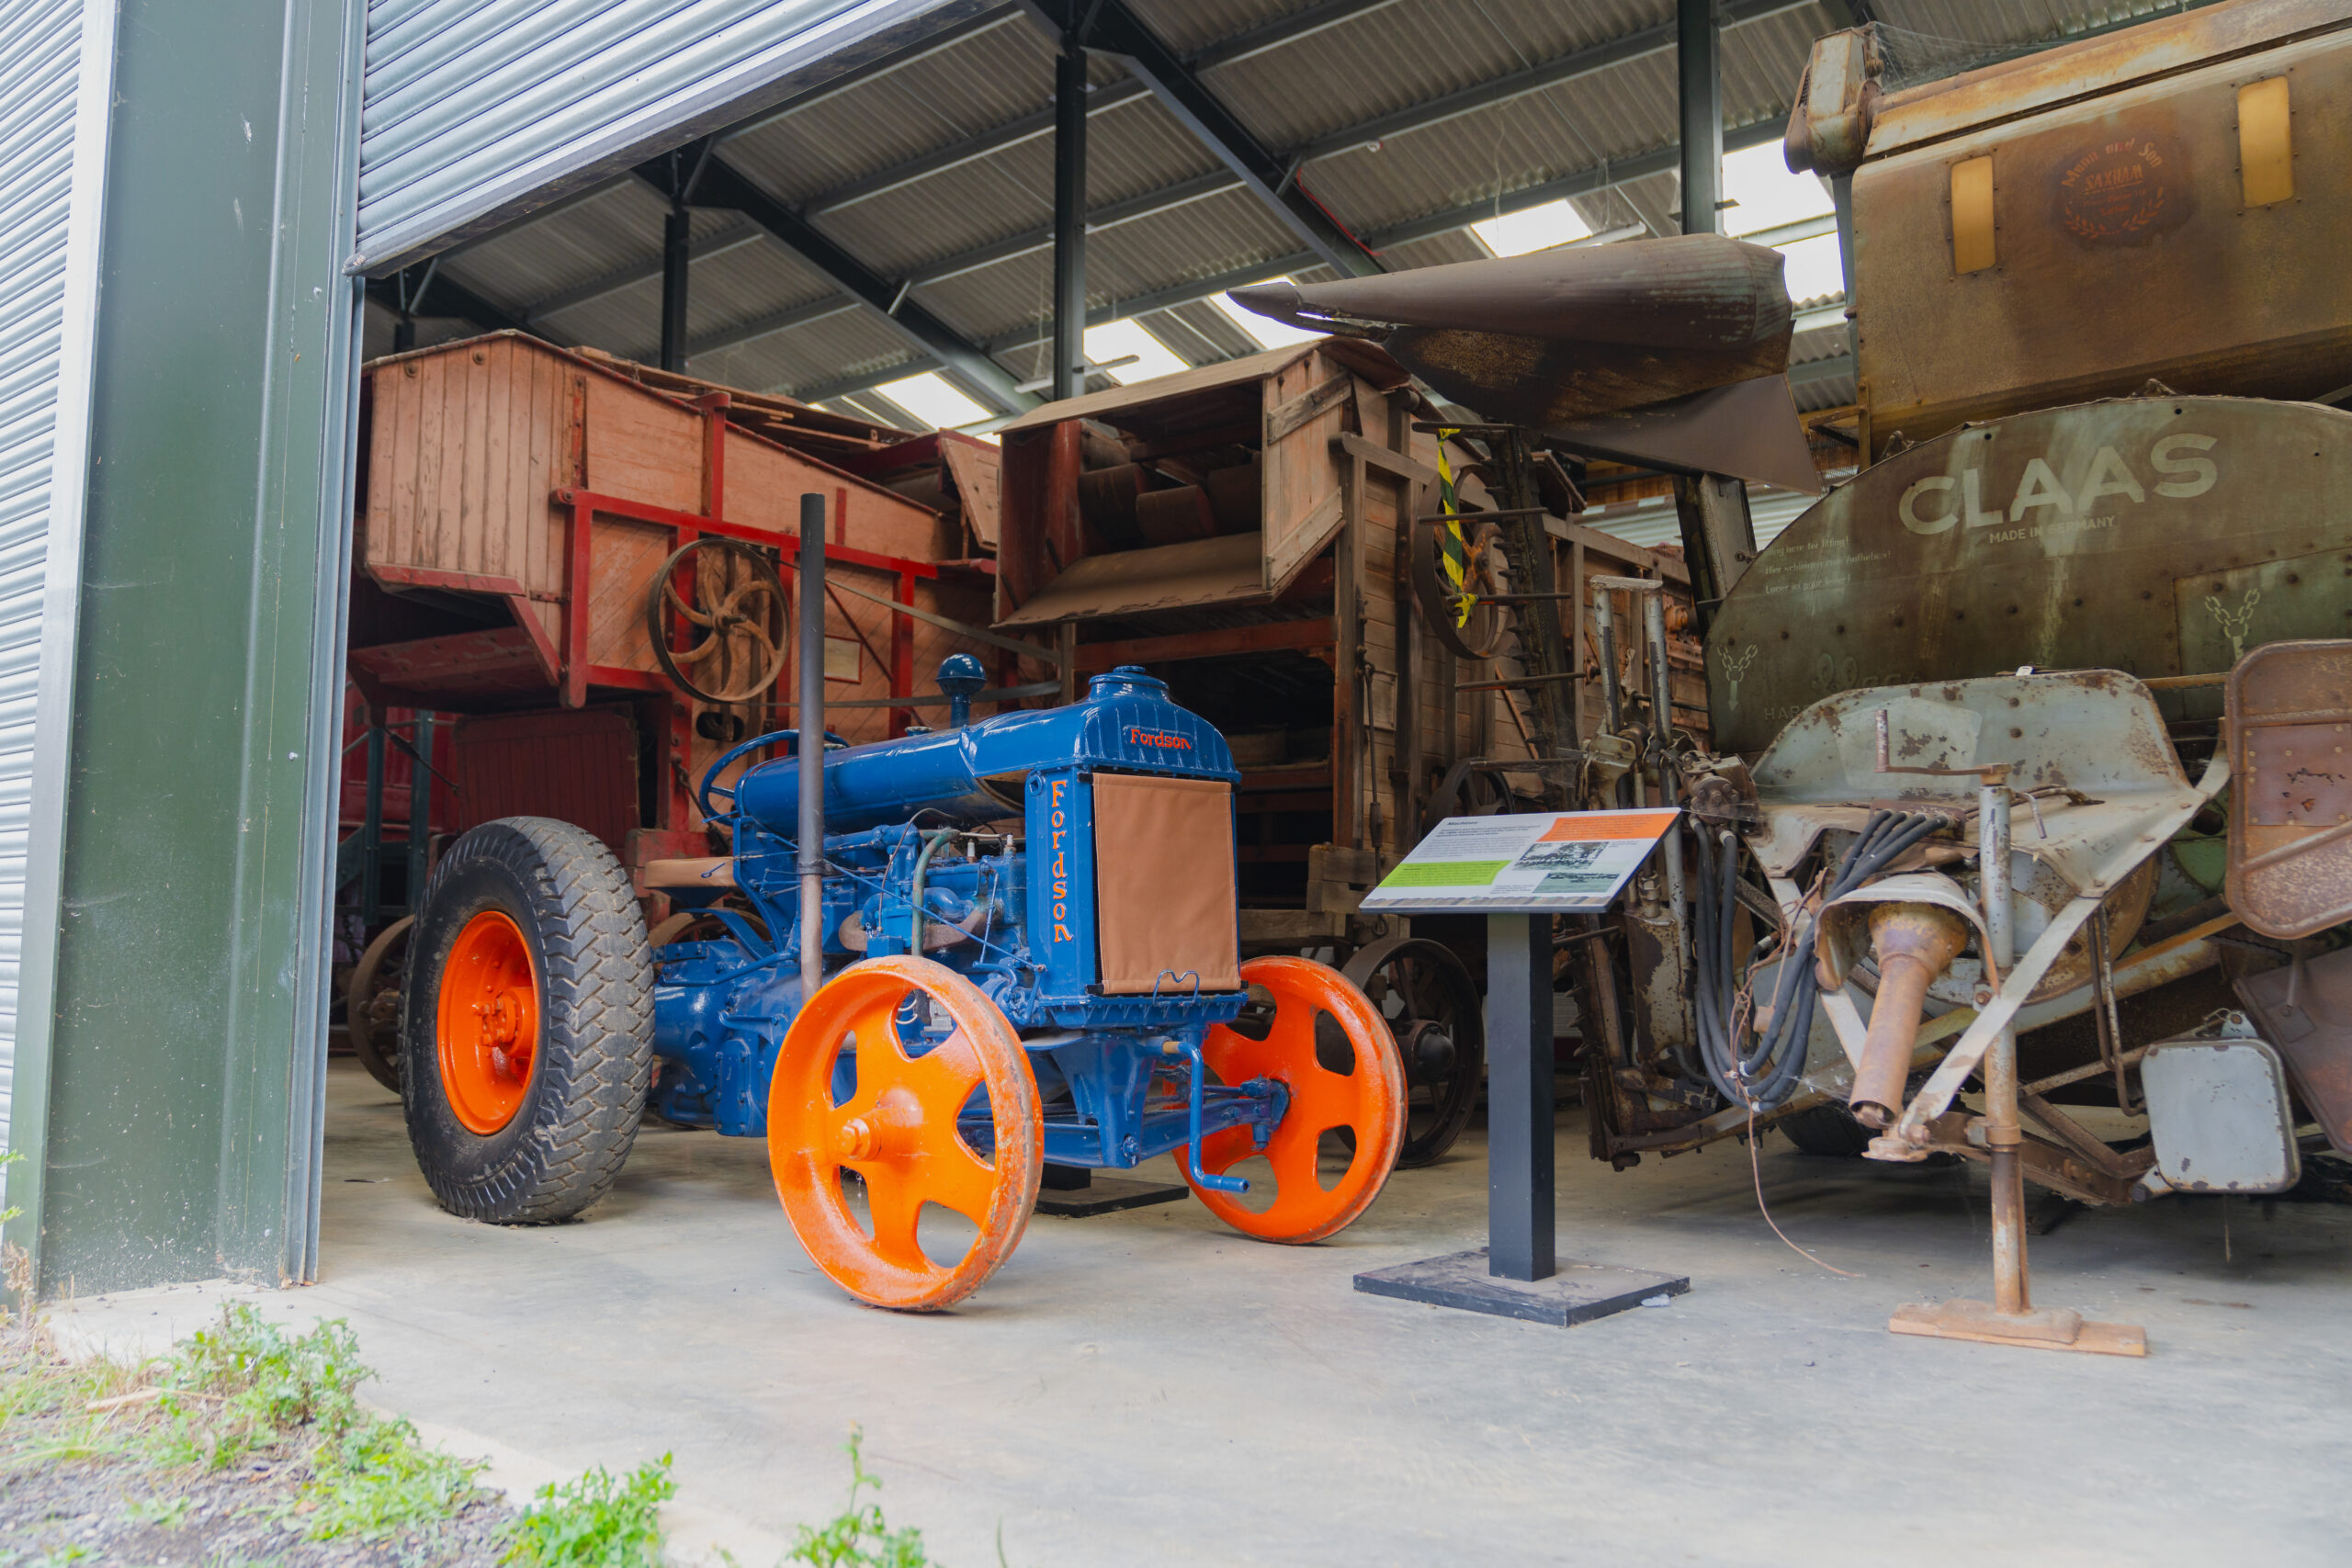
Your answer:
[1410,513,1510,660]
[645,536,789,705]
[345,914,414,1093]
[768,956,1043,1312]
[1184,955,1407,1244]
[401,817,655,1224]
[1342,936,1484,1168]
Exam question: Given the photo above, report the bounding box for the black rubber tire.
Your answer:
[1775,1100,1878,1158]
[401,818,654,1224]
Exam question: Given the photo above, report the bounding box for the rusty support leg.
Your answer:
[1980,779,2029,1316]
[1888,779,2146,1356]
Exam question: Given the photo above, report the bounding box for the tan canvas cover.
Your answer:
[1091,773,1241,995]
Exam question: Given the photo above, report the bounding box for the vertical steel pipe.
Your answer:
[660,204,690,373]
[1978,777,2029,1314]
[1678,0,1723,237]
[798,494,827,993]
[1591,588,1623,732]
[407,714,434,917]
[1643,588,1687,936]
[1052,32,1089,401]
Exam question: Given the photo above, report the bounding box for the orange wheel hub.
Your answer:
[1184,955,1407,1244]
[435,910,541,1134]
[768,956,1041,1311]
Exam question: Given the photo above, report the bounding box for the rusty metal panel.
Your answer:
[1853,27,2352,453]
[1863,1,2352,163]
[451,706,640,857]
[2235,942,2352,1154]
[1706,395,2352,753]
[2225,637,2352,936]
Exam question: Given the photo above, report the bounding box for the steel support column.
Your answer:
[1052,28,1089,400]
[660,203,691,372]
[1033,0,1382,277]
[1678,0,1723,236]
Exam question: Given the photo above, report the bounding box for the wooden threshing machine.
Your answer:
[985,334,1723,1163]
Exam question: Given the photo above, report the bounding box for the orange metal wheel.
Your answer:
[435,909,541,1134]
[768,957,1042,1311]
[1184,955,1408,1244]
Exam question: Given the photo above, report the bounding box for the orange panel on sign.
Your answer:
[1538,811,1679,842]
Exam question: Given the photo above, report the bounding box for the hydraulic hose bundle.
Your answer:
[1691,809,1944,1110]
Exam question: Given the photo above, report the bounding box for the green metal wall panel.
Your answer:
[19,0,362,1295]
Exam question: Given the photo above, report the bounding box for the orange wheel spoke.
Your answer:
[849,996,915,1083]
[860,1168,932,1274]
[1259,1118,1328,1192]
[905,1027,984,1098]
[1283,1065,1365,1134]
[915,1140,1001,1227]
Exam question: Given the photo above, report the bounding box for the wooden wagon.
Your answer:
[348,333,1046,879]
[987,337,1707,952]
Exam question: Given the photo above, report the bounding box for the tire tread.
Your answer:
[404,818,654,1224]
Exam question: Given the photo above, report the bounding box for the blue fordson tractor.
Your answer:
[398,661,1407,1310]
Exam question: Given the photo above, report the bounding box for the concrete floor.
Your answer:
[56,1059,2352,1566]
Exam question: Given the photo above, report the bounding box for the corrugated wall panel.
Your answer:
[350,0,960,275]
[0,0,83,1149]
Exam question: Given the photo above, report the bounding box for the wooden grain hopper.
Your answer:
[989,338,1705,947]
[347,332,1047,876]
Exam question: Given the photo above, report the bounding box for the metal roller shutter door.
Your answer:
[0,0,93,1149]
[350,0,958,275]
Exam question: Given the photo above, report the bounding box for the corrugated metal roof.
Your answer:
[390,0,2194,421]
[1582,479,1837,550]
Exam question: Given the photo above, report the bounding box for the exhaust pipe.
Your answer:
[1849,902,1972,1128]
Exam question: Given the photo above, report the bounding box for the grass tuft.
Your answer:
[502,1453,676,1568]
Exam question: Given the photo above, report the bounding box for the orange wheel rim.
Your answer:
[1184,955,1407,1244]
[435,910,541,1134]
[768,956,1041,1311]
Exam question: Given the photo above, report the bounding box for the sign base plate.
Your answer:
[1355,1248,1689,1327]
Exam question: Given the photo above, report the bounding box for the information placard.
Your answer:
[1360,809,1679,913]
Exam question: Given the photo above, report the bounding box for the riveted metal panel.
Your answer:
[1705,395,2352,754]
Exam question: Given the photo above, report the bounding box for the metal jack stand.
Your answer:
[1877,732,2145,1357]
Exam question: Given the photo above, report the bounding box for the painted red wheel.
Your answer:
[1183,955,1407,1244]
[768,956,1042,1311]
[435,909,540,1134]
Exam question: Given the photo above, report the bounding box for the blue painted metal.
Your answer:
[651,665,1265,1175]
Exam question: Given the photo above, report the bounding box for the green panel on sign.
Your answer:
[1385,860,1510,887]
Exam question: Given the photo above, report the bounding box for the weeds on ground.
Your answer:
[502,1454,675,1568]
[2,1300,487,1549]
[785,1428,932,1568]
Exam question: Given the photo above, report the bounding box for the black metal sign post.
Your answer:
[1356,875,1690,1327]
[1487,912,1555,1281]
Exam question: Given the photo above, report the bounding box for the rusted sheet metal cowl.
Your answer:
[1230,237,1818,491]
[1706,395,2352,753]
